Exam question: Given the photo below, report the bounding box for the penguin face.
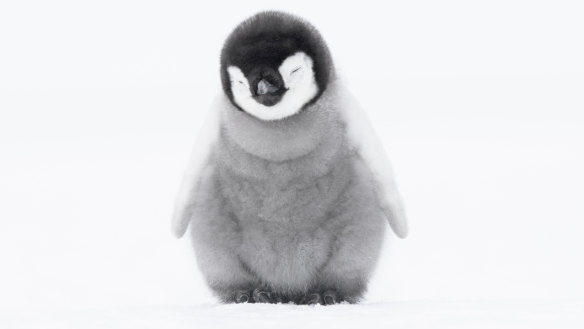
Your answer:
[220,12,333,121]
[226,52,318,121]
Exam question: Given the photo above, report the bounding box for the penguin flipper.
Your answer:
[171,95,222,238]
[336,83,409,238]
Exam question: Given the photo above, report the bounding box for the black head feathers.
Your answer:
[220,11,334,109]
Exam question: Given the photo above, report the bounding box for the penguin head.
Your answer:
[220,11,334,121]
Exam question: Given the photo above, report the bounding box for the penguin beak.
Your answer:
[257,79,279,95]
[253,78,286,106]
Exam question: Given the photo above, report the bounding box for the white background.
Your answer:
[1,0,583,328]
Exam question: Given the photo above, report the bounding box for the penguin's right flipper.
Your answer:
[171,95,222,238]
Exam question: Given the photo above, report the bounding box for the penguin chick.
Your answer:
[172,11,408,305]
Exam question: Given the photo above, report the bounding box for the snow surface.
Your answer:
[1,0,584,328]
[2,301,584,329]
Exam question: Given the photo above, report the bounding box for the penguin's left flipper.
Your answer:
[337,84,409,238]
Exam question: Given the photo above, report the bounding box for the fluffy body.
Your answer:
[191,83,385,302]
[172,11,406,304]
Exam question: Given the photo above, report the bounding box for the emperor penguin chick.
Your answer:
[172,11,408,305]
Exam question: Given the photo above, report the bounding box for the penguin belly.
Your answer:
[216,153,353,292]
[239,219,333,291]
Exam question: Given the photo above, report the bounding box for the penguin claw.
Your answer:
[323,290,338,305]
[301,293,324,305]
[235,290,251,303]
[252,288,273,303]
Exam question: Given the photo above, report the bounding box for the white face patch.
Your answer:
[227,52,319,121]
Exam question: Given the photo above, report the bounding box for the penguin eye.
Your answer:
[290,67,302,75]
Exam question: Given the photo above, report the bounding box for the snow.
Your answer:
[1,0,584,328]
[2,301,584,329]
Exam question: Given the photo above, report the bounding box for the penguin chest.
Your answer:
[218,157,352,225]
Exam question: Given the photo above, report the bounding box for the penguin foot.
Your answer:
[252,288,274,303]
[299,293,324,305]
[298,290,341,305]
[235,290,251,303]
[233,289,343,305]
[322,290,338,305]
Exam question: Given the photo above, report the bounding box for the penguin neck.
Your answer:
[220,92,337,162]
[217,92,346,181]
